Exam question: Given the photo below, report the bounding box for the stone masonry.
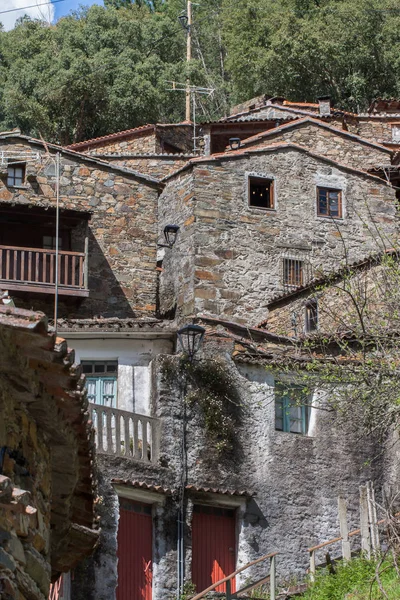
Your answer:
[159,145,397,325]
[0,306,98,600]
[0,134,162,319]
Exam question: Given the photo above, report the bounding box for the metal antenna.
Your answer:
[166,81,214,153]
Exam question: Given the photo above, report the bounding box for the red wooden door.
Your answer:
[192,504,236,593]
[117,499,152,600]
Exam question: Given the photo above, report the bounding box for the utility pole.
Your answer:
[185,0,192,121]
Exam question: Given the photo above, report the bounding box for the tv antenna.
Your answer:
[167,81,214,153]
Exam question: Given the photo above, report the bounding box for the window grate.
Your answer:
[283,258,304,287]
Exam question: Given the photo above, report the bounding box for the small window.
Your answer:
[248,176,274,209]
[275,383,310,434]
[317,187,342,218]
[283,258,303,287]
[7,164,25,187]
[392,125,400,142]
[82,360,118,407]
[305,299,318,333]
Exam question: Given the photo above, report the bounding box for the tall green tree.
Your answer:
[221,0,400,111]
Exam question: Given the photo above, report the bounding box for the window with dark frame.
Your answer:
[248,176,274,209]
[305,299,318,333]
[283,258,303,287]
[7,164,25,187]
[275,383,310,435]
[317,187,342,218]
[82,360,118,407]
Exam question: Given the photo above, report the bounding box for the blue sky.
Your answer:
[2,0,104,31]
[54,0,103,20]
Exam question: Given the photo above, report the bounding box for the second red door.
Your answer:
[192,504,236,593]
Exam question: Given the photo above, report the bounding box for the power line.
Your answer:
[0,0,66,15]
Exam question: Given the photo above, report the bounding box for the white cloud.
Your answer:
[0,0,55,31]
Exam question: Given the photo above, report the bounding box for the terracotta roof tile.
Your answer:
[66,124,156,150]
[186,484,255,497]
[112,480,175,495]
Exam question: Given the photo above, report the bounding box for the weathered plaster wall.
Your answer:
[65,337,174,415]
[159,148,397,326]
[80,347,385,598]
[242,123,391,169]
[0,138,160,319]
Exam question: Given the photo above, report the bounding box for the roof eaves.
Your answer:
[0,132,163,188]
[164,142,392,185]
[237,117,392,153]
[66,124,156,150]
[264,248,398,312]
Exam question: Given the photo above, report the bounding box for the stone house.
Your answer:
[1,95,400,599]
[0,305,98,600]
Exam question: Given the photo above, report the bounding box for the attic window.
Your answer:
[248,176,274,209]
[317,188,342,218]
[283,258,303,287]
[7,164,25,187]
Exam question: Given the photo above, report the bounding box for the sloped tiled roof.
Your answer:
[235,117,392,154]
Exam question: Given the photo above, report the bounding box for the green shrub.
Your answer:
[301,557,400,600]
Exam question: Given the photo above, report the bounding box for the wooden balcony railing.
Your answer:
[89,404,160,463]
[0,245,88,297]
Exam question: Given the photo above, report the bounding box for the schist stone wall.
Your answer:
[78,342,385,600]
[83,129,158,155]
[265,261,398,337]
[159,147,397,326]
[0,393,52,600]
[241,122,392,170]
[89,154,194,179]
[0,138,161,319]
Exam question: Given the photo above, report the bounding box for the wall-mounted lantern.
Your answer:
[177,324,205,361]
[164,224,180,248]
[178,13,189,30]
[229,137,241,150]
[158,224,180,249]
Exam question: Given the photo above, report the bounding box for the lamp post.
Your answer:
[176,323,205,597]
[177,324,205,361]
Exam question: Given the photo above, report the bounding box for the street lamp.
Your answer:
[177,324,205,360]
[178,12,189,30]
[229,137,241,150]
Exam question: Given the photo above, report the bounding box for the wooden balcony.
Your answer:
[0,245,88,297]
[89,404,160,464]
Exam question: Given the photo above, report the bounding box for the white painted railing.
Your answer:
[89,404,159,463]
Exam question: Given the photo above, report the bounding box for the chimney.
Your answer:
[317,96,331,116]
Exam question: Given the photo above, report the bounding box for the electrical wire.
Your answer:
[0,0,66,15]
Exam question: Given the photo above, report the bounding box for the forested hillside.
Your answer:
[1,0,400,144]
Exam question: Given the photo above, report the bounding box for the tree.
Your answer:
[221,0,400,111]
